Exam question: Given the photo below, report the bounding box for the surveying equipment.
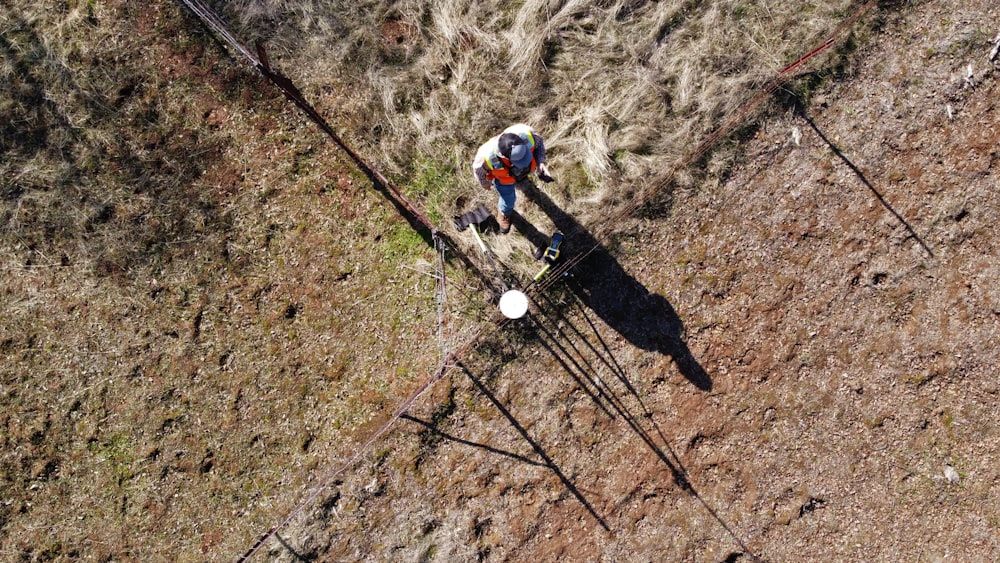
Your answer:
[532,232,564,281]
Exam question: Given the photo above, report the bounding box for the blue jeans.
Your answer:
[494,181,517,216]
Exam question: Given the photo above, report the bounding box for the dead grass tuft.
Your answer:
[217,0,864,263]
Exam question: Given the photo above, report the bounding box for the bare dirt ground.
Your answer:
[279,2,999,562]
[1,1,997,562]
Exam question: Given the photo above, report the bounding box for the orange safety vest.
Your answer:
[484,133,537,185]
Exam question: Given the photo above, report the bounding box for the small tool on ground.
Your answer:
[454,204,510,292]
[454,204,492,233]
[532,232,564,281]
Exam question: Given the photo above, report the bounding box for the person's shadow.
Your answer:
[513,182,711,391]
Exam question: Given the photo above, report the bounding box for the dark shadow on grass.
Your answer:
[527,292,764,561]
[795,103,934,258]
[517,182,711,391]
[457,361,611,532]
[528,293,693,490]
[536,289,636,398]
[400,414,547,468]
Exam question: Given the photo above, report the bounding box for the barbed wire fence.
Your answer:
[175,0,882,559]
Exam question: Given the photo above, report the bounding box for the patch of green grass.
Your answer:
[557,162,600,201]
[420,543,439,562]
[863,414,888,429]
[380,221,428,261]
[405,157,457,226]
[88,432,135,485]
[942,411,954,428]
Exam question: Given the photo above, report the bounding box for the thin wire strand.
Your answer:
[435,234,450,359]
[529,0,879,296]
[172,0,885,558]
[179,0,259,66]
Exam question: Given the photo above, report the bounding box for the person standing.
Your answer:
[472,123,553,233]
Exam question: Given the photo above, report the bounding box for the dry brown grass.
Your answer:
[0,1,478,559]
[238,0,858,192]
[0,0,898,560]
[199,0,872,290]
[211,0,868,282]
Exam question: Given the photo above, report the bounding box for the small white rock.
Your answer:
[943,465,960,485]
